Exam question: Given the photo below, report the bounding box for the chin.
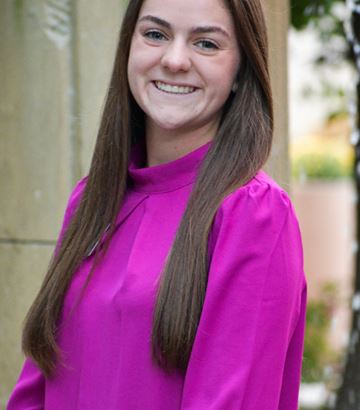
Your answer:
[154,118,192,131]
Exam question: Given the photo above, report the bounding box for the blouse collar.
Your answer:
[128,140,212,194]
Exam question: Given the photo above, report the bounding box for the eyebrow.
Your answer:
[138,15,230,39]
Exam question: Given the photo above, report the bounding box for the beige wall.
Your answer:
[0,0,289,405]
[292,180,356,352]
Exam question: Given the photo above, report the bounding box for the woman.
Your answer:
[7,0,307,409]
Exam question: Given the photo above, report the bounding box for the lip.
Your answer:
[152,80,199,89]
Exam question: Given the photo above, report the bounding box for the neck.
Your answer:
[145,120,219,167]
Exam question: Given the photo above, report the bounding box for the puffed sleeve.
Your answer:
[180,180,307,410]
[6,177,87,410]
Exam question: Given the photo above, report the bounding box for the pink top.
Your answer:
[7,141,307,409]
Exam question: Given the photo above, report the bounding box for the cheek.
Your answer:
[205,55,239,90]
[127,44,137,90]
[222,59,240,87]
[128,36,159,73]
[127,38,145,78]
[127,46,146,99]
[204,65,237,101]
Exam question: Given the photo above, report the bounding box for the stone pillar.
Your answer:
[263,0,291,192]
[0,0,123,405]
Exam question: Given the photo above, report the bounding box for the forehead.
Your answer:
[138,0,234,29]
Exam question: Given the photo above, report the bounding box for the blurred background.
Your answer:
[1,1,360,409]
[290,2,359,409]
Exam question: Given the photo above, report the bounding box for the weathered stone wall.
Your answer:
[0,0,289,405]
[0,1,124,405]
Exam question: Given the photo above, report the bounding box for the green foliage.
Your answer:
[292,153,353,180]
[291,0,338,30]
[302,283,339,383]
[302,300,331,382]
[290,0,351,67]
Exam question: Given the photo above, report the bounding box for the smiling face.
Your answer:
[127,0,241,137]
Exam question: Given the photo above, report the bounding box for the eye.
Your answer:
[195,40,219,50]
[144,30,167,41]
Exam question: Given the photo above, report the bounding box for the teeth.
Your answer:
[155,81,195,94]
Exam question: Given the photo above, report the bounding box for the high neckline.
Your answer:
[128,140,212,193]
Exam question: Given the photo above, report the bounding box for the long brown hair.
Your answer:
[22,0,273,377]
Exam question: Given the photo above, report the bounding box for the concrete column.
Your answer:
[0,0,123,405]
[263,0,291,192]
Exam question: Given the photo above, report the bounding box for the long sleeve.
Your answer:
[6,358,45,410]
[180,181,307,410]
[6,177,87,410]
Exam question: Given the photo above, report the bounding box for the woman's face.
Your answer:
[127,0,241,135]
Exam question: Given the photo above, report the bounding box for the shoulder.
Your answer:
[209,170,300,250]
[55,176,88,252]
[61,175,88,226]
[218,169,293,220]
[67,175,88,208]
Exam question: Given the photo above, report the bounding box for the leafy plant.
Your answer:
[302,282,340,383]
[292,153,353,180]
[290,121,354,180]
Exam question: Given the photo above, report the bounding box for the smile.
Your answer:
[153,81,197,95]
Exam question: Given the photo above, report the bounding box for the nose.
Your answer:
[161,39,191,72]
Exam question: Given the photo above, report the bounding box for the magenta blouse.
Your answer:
[7,141,307,409]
